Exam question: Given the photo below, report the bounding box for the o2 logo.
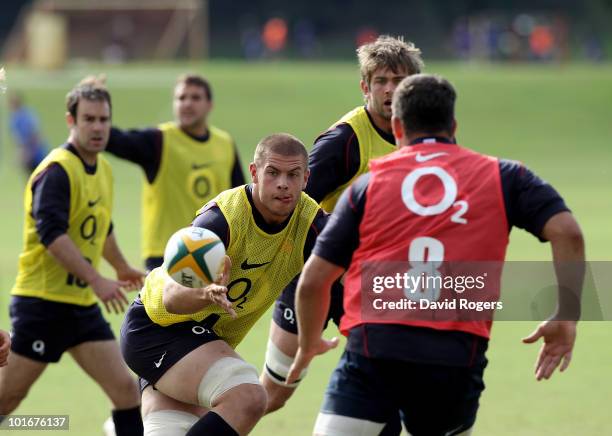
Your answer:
[401,166,468,224]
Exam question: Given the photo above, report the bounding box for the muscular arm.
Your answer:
[542,211,585,321]
[103,231,145,288]
[47,234,130,313]
[103,231,131,272]
[161,280,215,314]
[47,234,104,288]
[519,187,584,380]
[162,256,235,317]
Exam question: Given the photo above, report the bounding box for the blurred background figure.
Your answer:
[355,27,378,48]
[294,19,317,57]
[262,17,289,57]
[529,24,555,60]
[452,18,471,60]
[241,24,265,60]
[8,92,49,175]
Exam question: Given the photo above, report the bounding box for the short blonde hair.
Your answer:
[254,133,308,166]
[357,35,424,85]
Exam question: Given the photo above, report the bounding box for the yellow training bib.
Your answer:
[12,148,113,306]
[320,106,396,212]
[141,122,235,260]
[141,186,320,348]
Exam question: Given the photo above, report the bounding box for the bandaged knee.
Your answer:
[264,339,308,388]
[197,357,260,408]
[143,410,199,436]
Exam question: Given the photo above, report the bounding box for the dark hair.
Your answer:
[66,75,112,119]
[177,74,212,101]
[254,133,308,166]
[392,74,456,135]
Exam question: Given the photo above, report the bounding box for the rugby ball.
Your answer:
[163,227,226,288]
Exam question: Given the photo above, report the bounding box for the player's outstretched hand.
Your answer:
[116,264,146,290]
[201,283,236,319]
[91,276,130,314]
[522,320,577,381]
[0,329,11,367]
[286,337,339,385]
[202,256,235,318]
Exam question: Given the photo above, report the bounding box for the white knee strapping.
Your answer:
[313,412,385,436]
[263,339,307,388]
[197,357,260,408]
[143,410,199,436]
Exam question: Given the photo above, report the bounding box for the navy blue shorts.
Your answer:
[9,296,114,363]
[322,350,486,436]
[120,299,221,389]
[273,278,344,334]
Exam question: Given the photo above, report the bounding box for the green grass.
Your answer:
[0,61,611,435]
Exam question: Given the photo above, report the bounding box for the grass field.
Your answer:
[0,61,611,435]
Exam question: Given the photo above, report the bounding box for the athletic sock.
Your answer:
[185,411,238,436]
[112,406,144,436]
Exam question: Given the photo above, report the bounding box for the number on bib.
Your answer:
[404,237,444,302]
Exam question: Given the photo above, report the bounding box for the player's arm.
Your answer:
[161,256,235,318]
[542,211,584,320]
[105,127,162,183]
[287,174,369,384]
[501,160,585,380]
[162,203,235,317]
[523,211,584,381]
[102,230,145,289]
[48,234,130,313]
[33,164,131,314]
[305,124,361,203]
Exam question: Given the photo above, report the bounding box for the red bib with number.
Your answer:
[341,142,509,338]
